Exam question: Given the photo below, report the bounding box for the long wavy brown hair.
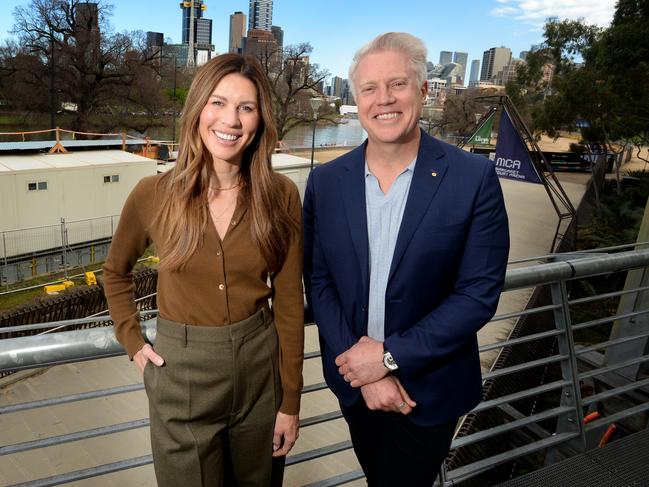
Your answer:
[154,53,299,273]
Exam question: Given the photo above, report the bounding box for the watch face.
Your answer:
[383,351,398,370]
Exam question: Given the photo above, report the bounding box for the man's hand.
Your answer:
[272,411,299,457]
[133,343,164,374]
[361,376,417,415]
[336,336,387,387]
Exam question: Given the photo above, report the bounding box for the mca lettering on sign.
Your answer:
[494,157,526,180]
[495,157,521,170]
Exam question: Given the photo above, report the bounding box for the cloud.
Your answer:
[490,0,616,27]
[492,6,519,16]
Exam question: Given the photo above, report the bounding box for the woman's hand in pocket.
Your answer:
[134,343,165,374]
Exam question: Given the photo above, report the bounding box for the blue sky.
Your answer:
[0,0,616,81]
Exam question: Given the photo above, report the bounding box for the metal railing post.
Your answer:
[437,461,449,486]
[60,217,68,279]
[2,231,8,290]
[546,278,587,463]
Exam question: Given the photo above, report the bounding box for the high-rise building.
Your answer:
[229,11,246,54]
[439,51,452,65]
[480,47,512,81]
[195,18,212,46]
[146,31,164,62]
[493,59,525,86]
[427,78,447,101]
[244,28,278,60]
[440,62,464,86]
[162,44,190,68]
[469,59,480,84]
[147,32,164,50]
[179,1,213,67]
[249,0,273,31]
[195,17,212,64]
[332,76,343,98]
[271,25,283,50]
[342,79,354,105]
[453,52,468,86]
[181,0,205,44]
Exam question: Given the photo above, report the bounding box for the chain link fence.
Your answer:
[0,215,120,288]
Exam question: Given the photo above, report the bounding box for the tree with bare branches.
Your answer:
[10,0,160,133]
[440,88,494,137]
[254,42,329,141]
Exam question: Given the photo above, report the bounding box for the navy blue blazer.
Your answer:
[303,130,510,426]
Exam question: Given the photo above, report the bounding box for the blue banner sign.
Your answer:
[494,110,542,184]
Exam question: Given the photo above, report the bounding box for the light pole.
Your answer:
[309,97,324,171]
[172,55,177,144]
[48,26,56,130]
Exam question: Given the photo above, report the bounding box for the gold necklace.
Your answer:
[208,199,236,221]
[209,175,242,191]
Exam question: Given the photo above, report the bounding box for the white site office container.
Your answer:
[0,150,156,256]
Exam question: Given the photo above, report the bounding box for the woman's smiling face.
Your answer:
[199,72,260,165]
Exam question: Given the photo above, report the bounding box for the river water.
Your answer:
[2,116,368,149]
[151,117,368,148]
[281,118,367,149]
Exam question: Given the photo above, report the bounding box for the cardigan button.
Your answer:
[218,284,225,290]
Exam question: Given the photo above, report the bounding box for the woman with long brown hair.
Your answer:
[103,53,304,486]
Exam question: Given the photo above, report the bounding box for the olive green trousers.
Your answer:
[144,307,283,486]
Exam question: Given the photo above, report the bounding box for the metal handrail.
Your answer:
[2,248,649,486]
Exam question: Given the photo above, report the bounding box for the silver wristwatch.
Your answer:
[383,350,399,371]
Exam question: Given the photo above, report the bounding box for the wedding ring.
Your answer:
[398,402,406,409]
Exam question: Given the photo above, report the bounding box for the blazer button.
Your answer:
[361,306,367,312]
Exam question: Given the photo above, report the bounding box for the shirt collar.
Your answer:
[365,157,417,178]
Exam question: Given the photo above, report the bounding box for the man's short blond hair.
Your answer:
[348,32,428,96]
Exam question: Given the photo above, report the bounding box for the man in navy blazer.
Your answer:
[303,32,510,486]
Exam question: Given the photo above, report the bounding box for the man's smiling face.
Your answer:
[354,50,427,148]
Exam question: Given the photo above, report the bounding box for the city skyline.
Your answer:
[0,0,617,81]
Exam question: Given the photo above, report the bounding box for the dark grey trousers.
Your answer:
[144,307,282,487]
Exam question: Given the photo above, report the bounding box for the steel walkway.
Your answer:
[496,427,649,486]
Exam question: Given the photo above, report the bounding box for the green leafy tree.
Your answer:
[590,0,649,155]
[505,48,553,134]
[513,5,648,155]
[507,18,603,137]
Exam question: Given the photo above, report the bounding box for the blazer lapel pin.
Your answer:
[431,172,437,177]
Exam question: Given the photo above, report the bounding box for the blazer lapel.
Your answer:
[388,132,448,282]
[340,144,370,288]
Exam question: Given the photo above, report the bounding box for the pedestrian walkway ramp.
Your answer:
[495,427,649,486]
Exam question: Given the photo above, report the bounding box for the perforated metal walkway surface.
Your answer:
[496,428,649,486]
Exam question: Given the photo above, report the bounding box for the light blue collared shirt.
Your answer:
[365,158,416,342]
